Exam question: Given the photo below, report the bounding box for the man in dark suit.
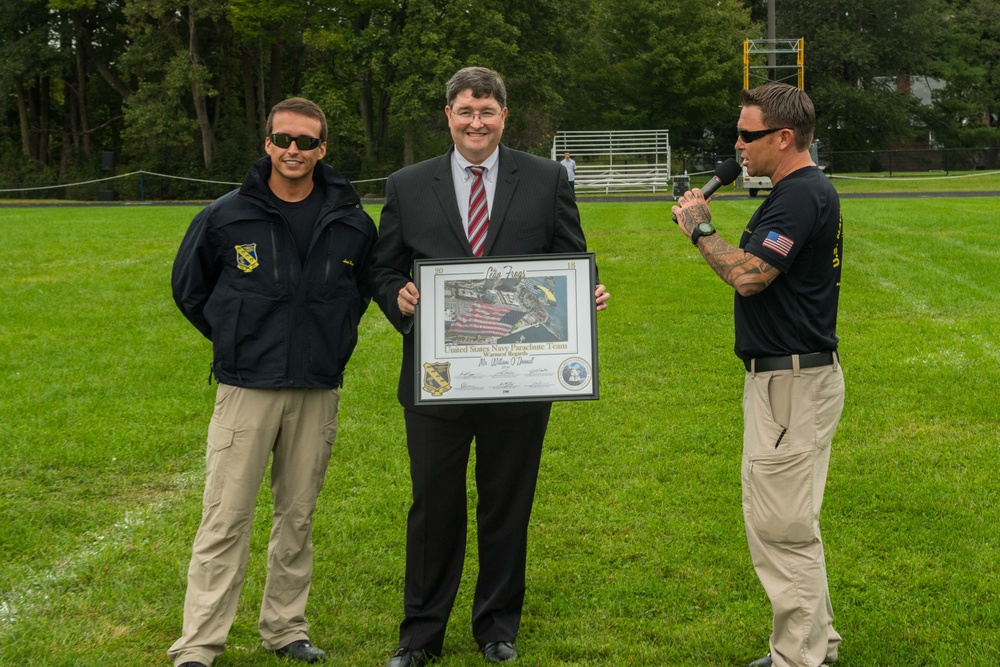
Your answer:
[370,66,609,666]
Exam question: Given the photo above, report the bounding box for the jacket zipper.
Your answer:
[324,227,336,286]
[270,225,280,283]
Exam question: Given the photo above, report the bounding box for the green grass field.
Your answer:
[2,196,998,666]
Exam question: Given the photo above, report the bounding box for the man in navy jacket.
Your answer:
[169,97,377,667]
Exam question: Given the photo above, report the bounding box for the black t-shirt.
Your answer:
[271,185,326,264]
[734,166,842,361]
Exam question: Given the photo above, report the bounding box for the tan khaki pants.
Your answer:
[742,359,844,667]
[168,383,339,666]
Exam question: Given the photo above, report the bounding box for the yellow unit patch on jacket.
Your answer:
[235,243,259,273]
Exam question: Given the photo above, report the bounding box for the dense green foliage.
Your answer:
[2,0,998,190]
[2,196,999,665]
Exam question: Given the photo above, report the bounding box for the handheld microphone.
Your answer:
[672,157,742,223]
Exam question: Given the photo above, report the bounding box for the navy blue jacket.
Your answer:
[172,157,377,388]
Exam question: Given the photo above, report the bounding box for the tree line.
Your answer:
[2,0,997,195]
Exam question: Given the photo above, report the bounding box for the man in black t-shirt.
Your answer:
[672,83,844,667]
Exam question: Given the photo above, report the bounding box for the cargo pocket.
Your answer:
[311,416,339,494]
[212,383,238,419]
[322,417,339,447]
[204,420,236,507]
[748,446,817,544]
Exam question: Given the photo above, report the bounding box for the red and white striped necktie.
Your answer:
[467,166,489,257]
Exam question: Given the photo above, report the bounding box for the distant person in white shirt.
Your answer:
[560,151,577,200]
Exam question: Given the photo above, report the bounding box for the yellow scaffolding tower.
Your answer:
[743,38,804,90]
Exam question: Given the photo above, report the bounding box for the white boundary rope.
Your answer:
[1,168,994,194]
[138,170,239,185]
[0,171,141,193]
[829,171,1000,181]
[0,170,388,194]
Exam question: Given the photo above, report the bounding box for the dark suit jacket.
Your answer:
[371,144,588,412]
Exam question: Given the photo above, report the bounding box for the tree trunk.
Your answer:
[269,41,283,109]
[377,88,390,163]
[189,6,215,168]
[358,67,375,163]
[39,76,51,167]
[89,53,132,100]
[28,78,41,162]
[15,79,31,159]
[403,120,415,166]
[65,79,81,152]
[257,37,267,132]
[75,33,91,157]
[354,11,375,164]
[60,129,71,179]
[242,47,258,139]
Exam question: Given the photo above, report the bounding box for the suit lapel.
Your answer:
[430,148,472,255]
[485,145,518,256]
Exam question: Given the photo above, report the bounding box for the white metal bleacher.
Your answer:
[551,130,672,194]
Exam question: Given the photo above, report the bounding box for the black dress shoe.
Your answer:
[177,663,207,667]
[385,647,434,667]
[481,641,518,663]
[274,639,327,663]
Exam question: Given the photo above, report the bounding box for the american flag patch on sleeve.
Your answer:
[761,230,794,257]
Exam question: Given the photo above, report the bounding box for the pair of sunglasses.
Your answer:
[738,127,788,143]
[268,133,322,150]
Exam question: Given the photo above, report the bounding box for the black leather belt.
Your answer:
[744,351,836,373]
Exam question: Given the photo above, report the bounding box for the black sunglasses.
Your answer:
[268,133,322,150]
[738,127,787,143]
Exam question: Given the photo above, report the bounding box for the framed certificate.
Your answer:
[413,253,599,405]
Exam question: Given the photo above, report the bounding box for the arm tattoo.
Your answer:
[699,234,781,295]
[676,204,712,237]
